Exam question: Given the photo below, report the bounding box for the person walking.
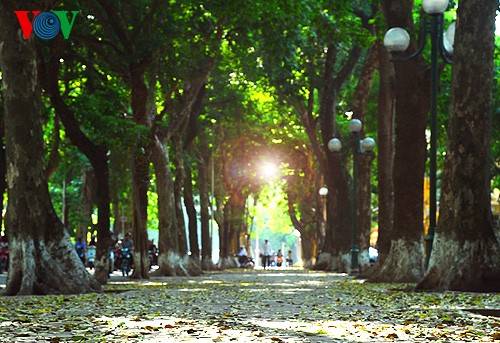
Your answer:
[286,249,293,267]
[261,239,272,269]
[74,237,87,264]
[276,249,283,267]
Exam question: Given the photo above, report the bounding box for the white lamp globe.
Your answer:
[383,27,410,52]
[445,21,455,48]
[422,0,449,15]
[361,137,376,152]
[443,35,453,55]
[328,138,342,152]
[319,187,328,196]
[348,119,362,133]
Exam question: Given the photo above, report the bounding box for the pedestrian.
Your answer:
[109,232,117,275]
[261,239,272,269]
[86,242,96,270]
[276,249,283,267]
[237,245,248,267]
[74,236,87,264]
[286,249,293,267]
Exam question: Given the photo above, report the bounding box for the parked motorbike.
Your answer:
[237,255,255,269]
[0,242,9,274]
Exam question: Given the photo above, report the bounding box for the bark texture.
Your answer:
[352,44,378,272]
[318,44,360,271]
[197,135,216,270]
[374,42,395,262]
[173,138,188,256]
[371,0,429,282]
[184,160,200,258]
[130,70,151,279]
[0,0,100,295]
[150,136,178,276]
[416,0,500,292]
[287,190,318,268]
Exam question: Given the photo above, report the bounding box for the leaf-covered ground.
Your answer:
[0,269,499,342]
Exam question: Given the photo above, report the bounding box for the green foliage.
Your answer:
[252,181,293,237]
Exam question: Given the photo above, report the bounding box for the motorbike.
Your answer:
[0,243,9,274]
[119,247,132,276]
[148,249,158,270]
[237,255,255,269]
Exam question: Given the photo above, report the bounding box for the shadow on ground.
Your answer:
[0,268,499,342]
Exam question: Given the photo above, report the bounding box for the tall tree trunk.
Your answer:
[77,169,95,241]
[218,199,239,269]
[0,131,5,232]
[0,0,100,295]
[130,70,150,279]
[197,137,216,270]
[112,198,121,234]
[352,44,378,271]
[300,228,318,268]
[173,138,188,256]
[184,160,199,258]
[45,116,60,178]
[174,143,202,275]
[220,193,245,268]
[417,0,500,292]
[287,196,318,268]
[150,136,183,276]
[373,42,395,265]
[314,43,362,272]
[371,0,429,283]
[316,45,352,272]
[93,157,112,283]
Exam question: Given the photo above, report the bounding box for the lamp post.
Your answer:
[319,187,328,246]
[328,119,376,272]
[319,187,328,219]
[383,0,454,268]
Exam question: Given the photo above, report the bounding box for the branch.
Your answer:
[334,45,362,94]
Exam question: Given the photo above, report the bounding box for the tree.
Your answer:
[0,0,100,295]
[195,130,216,270]
[372,41,395,268]
[246,0,372,272]
[284,145,322,268]
[416,0,500,292]
[40,44,113,285]
[369,0,430,282]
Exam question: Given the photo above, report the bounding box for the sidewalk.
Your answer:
[0,268,499,342]
[0,269,132,287]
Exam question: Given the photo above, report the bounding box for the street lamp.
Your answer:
[383,0,455,268]
[319,187,329,197]
[328,119,376,272]
[318,187,328,239]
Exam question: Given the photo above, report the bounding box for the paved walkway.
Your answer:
[0,268,499,342]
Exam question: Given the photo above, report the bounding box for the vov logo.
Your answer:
[14,10,79,40]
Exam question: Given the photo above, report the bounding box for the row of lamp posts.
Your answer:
[321,119,375,272]
[320,0,454,271]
